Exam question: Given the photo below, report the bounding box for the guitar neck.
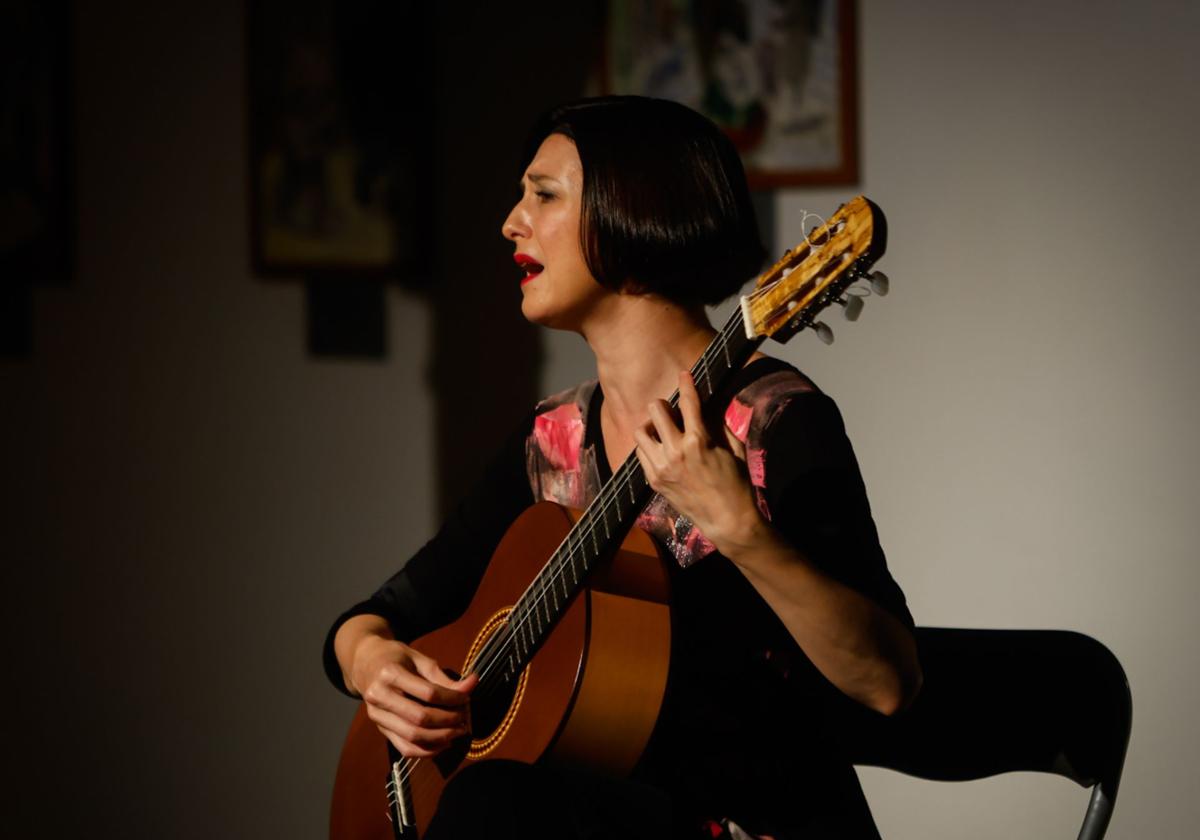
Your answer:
[475,195,888,687]
[484,307,762,684]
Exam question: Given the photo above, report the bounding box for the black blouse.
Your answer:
[322,357,912,836]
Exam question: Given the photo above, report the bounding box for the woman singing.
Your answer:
[325,96,921,839]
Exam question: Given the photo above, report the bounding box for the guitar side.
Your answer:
[329,502,672,839]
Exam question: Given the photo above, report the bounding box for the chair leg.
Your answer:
[1077,784,1114,840]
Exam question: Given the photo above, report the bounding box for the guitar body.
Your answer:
[330,502,673,839]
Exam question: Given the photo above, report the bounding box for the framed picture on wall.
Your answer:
[604,0,859,188]
[246,0,432,280]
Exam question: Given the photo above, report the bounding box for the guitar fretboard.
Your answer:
[473,305,762,688]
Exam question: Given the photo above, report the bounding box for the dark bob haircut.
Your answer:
[522,96,766,308]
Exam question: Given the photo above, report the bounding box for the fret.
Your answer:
[628,469,647,499]
[504,311,754,676]
[530,597,545,640]
[565,532,581,577]
[515,620,530,660]
[717,337,732,374]
[604,484,624,525]
[558,556,570,601]
[525,608,538,655]
[576,524,596,578]
[540,578,553,627]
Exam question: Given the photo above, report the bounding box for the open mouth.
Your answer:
[514,254,544,284]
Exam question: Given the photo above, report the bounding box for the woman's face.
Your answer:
[502,133,609,331]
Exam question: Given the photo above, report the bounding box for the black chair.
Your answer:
[831,628,1132,840]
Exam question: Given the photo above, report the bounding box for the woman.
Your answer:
[325,97,921,839]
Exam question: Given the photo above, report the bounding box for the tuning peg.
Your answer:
[838,295,864,321]
[813,321,834,345]
[868,271,889,296]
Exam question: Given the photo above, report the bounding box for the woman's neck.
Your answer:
[580,294,716,433]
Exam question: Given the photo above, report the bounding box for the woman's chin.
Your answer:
[520,297,553,328]
[520,298,581,333]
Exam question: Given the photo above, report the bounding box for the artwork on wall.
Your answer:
[604,0,859,188]
[247,0,432,280]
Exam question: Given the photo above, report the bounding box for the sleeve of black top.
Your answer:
[321,413,537,696]
[757,392,914,629]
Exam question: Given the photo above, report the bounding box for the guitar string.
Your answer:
[391,226,858,793]
[453,254,834,695]
[455,303,749,691]
[390,312,752,793]
[390,434,665,792]
[398,284,868,806]
[431,232,853,703]
[458,244,843,688]
[391,227,866,816]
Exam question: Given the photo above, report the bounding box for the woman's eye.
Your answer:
[535,191,555,202]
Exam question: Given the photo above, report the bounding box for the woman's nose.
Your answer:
[502,205,529,241]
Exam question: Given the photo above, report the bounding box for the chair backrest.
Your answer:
[829,628,1131,840]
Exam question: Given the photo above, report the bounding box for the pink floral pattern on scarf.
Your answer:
[532,403,584,472]
[525,367,814,569]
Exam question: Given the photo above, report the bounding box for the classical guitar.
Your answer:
[330,196,890,839]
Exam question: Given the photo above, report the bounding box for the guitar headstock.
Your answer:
[740,196,889,345]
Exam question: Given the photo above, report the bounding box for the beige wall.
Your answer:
[545,1,1200,837]
[4,0,1197,837]
[797,3,1199,836]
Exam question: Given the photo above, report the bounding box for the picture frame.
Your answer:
[603,0,859,188]
[246,0,432,280]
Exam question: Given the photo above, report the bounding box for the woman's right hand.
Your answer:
[338,617,478,758]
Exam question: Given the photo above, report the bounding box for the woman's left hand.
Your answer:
[633,371,766,556]
[636,374,923,715]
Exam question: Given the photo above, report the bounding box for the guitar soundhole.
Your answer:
[470,670,521,740]
[462,609,532,759]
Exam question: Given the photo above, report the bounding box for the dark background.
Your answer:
[4,1,1199,838]
[3,1,603,836]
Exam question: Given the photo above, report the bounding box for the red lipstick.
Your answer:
[514,253,544,285]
